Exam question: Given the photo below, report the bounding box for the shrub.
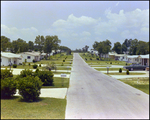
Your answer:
[126,69,129,75]
[1,77,17,98]
[119,68,122,73]
[19,63,22,65]
[126,63,128,66]
[33,64,38,69]
[35,71,54,86]
[1,68,13,79]
[85,58,87,61]
[39,64,41,67]
[61,63,64,66]
[28,63,30,66]
[96,58,99,60]
[23,62,25,66]
[63,60,65,62]
[90,58,92,60]
[110,62,112,64]
[13,64,17,68]
[18,76,43,102]
[33,59,36,63]
[19,69,33,78]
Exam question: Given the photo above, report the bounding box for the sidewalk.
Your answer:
[14,88,67,99]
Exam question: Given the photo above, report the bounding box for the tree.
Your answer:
[28,41,34,51]
[35,35,45,53]
[112,42,122,54]
[44,35,61,58]
[122,39,132,53]
[11,38,28,53]
[97,42,104,60]
[1,36,11,51]
[93,41,99,50]
[129,39,139,55]
[103,40,111,58]
[84,45,89,52]
[136,41,149,55]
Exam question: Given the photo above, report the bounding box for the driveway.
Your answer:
[65,53,149,119]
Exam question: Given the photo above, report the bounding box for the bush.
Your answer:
[19,69,33,78]
[63,60,65,62]
[61,63,64,66]
[18,76,43,102]
[126,69,129,75]
[110,62,112,64]
[33,64,38,69]
[96,58,99,60]
[90,58,92,60]
[1,68,13,79]
[119,68,122,73]
[33,59,36,63]
[126,63,128,66]
[35,71,54,86]
[39,64,41,67]
[85,58,87,61]
[28,63,30,66]
[1,77,17,98]
[23,62,25,66]
[13,64,17,68]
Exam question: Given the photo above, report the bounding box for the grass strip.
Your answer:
[118,77,149,94]
[1,97,66,119]
[104,72,146,75]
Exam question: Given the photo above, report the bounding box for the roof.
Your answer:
[41,53,47,55]
[115,54,127,57]
[108,52,118,56]
[139,54,149,59]
[1,52,22,59]
[127,55,139,58]
[20,52,40,56]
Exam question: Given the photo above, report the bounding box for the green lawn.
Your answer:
[104,72,146,75]
[1,97,66,119]
[95,68,126,71]
[118,77,149,94]
[42,77,69,88]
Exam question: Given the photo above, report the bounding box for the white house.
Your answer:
[139,54,149,66]
[40,52,47,59]
[1,52,23,66]
[90,50,99,56]
[19,51,41,63]
[114,54,128,61]
[127,55,140,63]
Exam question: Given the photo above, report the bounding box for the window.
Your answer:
[27,56,31,59]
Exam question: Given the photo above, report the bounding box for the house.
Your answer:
[1,52,23,66]
[19,51,41,63]
[139,54,149,66]
[114,54,128,61]
[108,52,118,59]
[90,50,99,56]
[40,52,47,59]
[127,55,140,63]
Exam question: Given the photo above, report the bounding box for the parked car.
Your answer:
[123,64,147,71]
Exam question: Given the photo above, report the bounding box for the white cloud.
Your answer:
[80,31,91,37]
[140,27,149,34]
[1,24,38,41]
[121,30,134,38]
[115,2,119,6]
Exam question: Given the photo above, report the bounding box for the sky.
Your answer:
[1,1,149,50]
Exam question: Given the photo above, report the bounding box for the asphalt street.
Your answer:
[65,53,149,119]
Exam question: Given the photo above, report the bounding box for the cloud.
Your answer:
[115,2,119,6]
[52,14,100,28]
[1,24,38,41]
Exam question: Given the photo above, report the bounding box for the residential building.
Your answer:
[139,54,149,66]
[1,52,23,66]
[19,51,41,63]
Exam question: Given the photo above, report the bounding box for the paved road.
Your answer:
[65,53,149,119]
